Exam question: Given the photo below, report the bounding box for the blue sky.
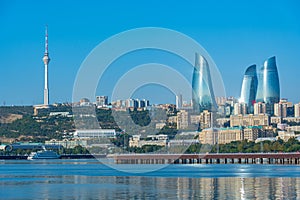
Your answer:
[0,0,300,105]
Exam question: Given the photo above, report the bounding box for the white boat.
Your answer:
[27,147,60,160]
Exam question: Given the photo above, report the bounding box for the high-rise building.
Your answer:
[176,94,183,109]
[137,99,145,108]
[96,96,108,107]
[42,26,50,105]
[234,103,247,115]
[239,64,257,113]
[274,102,287,117]
[199,110,213,129]
[254,102,266,114]
[177,110,189,129]
[137,99,150,108]
[295,103,300,117]
[256,56,280,114]
[215,96,227,106]
[125,99,138,108]
[192,53,217,112]
[143,99,150,107]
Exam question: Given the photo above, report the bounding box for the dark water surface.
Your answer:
[1,159,300,199]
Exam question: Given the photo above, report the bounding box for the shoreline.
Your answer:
[2,153,300,165]
[0,154,106,160]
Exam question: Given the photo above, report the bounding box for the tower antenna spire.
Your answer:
[45,25,48,54]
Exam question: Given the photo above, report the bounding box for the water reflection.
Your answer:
[2,175,300,199]
[1,161,300,199]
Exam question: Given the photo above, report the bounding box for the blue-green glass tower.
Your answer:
[239,64,258,113]
[192,53,217,112]
[256,56,280,114]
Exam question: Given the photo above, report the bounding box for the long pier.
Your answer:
[2,153,300,164]
[107,153,300,165]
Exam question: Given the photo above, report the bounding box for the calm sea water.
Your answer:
[1,159,300,199]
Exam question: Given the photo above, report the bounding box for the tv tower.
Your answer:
[42,25,50,105]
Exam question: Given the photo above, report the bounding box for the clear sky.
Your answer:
[1,0,300,105]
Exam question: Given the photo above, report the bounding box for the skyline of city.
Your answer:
[16,51,299,108]
[1,2,300,198]
[1,1,300,105]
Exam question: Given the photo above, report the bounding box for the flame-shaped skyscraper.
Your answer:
[239,64,258,113]
[256,56,280,114]
[42,26,50,105]
[192,53,217,112]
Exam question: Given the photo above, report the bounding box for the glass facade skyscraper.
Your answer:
[192,53,217,112]
[239,64,258,113]
[256,56,280,104]
[256,56,280,114]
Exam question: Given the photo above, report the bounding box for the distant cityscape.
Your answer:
[62,53,299,149]
[31,48,300,152]
[1,26,300,154]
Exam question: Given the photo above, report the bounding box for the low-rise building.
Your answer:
[255,137,277,143]
[168,116,177,124]
[271,116,282,124]
[277,131,296,142]
[74,129,116,139]
[168,139,199,147]
[45,139,88,148]
[259,126,275,137]
[129,134,168,148]
[230,114,269,127]
[243,126,260,141]
[155,122,166,129]
[286,126,300,132]
[199,126,261,145]
[96,96,108,107]
[277,123,288,130]
[49,112,72,117]
[216,118,230,127]
[198,128,218,145]
[218,127,243,144]
[283,117,300,123]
